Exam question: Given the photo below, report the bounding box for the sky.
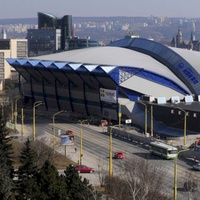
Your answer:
[1,0,200,19]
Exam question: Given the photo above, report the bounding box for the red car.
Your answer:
[66,130,74,135]
[114,152,125,159]
[75,165,95,173]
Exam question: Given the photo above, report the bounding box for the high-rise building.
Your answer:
[27,12,100,56]
[0,38,27,90]
[27,12,72,56]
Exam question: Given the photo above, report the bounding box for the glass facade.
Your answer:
[67,38,99,50]
[37,12,72,51]
[27,29,61,57]
[0,40,10,50]
[38,12,57,29]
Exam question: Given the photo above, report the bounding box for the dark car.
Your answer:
[114,152,125,159]
[193,163,200,171]
[75,165,94,173]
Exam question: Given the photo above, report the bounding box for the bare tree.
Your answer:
[104,158,171,200]
[181,172,200,200]
[97,157,109,187]
[30,138,55,168]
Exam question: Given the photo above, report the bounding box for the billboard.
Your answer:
[61,135,74,145]
[100,88,117,103]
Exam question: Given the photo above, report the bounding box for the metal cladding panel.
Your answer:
[83,65,98,72]
[6,58,16,64]
[108,67,120,84]
[13,67,31,82]
[76,65,89,72]
[17,59,29,65]
[120,87,142,101]
[49,70,68,86]
[78,73,99,90]
[68,63,82,70]
[37,68,56,84]
[23,67,43,83]
[95,76,117,89]
[41,61,57,69]
[62,71,83,88]
[28,60,40,66]
[54,62,68,69]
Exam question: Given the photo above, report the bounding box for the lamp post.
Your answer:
[118,103,122,127]
[21,108,24,137]
[11,98,14,122]
[138,101,147,135]
[177,107,187,145]
[150,105,153,137]
[52,110,64,154]
[109,124,121,177]
[33,101,43,141]
[174,149,189,200]
[14,96,21,130]
[11,95,20,123]
[171,107,187,145]
[79,119,89,165]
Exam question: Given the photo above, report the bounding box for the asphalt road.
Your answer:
[15,114,200,200]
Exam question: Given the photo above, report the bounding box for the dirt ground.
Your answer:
[10,139,76,169]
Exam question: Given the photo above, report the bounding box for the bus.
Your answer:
[149,141,178,159]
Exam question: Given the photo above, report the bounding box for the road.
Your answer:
[15,114,200,199]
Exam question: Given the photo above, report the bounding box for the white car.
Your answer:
[193,163,200,171]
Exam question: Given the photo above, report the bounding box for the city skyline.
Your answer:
[1,0,200,19]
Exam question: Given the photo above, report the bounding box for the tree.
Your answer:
[0,118,15,199]
[63,164,101,200]
[18,139,37,178]
[0,120,14,177]
[0,167,15,200]
[35,160,67,200]
[17,139,38,199]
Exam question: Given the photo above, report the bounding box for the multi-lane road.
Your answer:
[18,113,200,199]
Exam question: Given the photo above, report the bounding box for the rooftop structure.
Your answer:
[7,37,200,137]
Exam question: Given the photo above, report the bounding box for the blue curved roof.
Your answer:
[108,37,200,95]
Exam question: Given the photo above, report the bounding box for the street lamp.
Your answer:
[178,107,187,146]
[109,124,122,177]
[14,96,21,130]
[118,103,122,127]
[174,148,189,200]
[52,110,64,154]
[10,95,20,123]
[79,119,89,165]
[138,101,147,135]
[172,107,187,145]
[150,105,153,137]
[21,108,24,137]
[33,101,43,141]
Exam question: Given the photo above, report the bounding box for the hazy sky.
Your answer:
[1,0,200,19]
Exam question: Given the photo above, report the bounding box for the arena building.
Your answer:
[6,37,200,139]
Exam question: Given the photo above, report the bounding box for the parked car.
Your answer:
[66,130,74,135]
[114,151,125,159]
[75,165,94,173]
[193,163,200,171]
